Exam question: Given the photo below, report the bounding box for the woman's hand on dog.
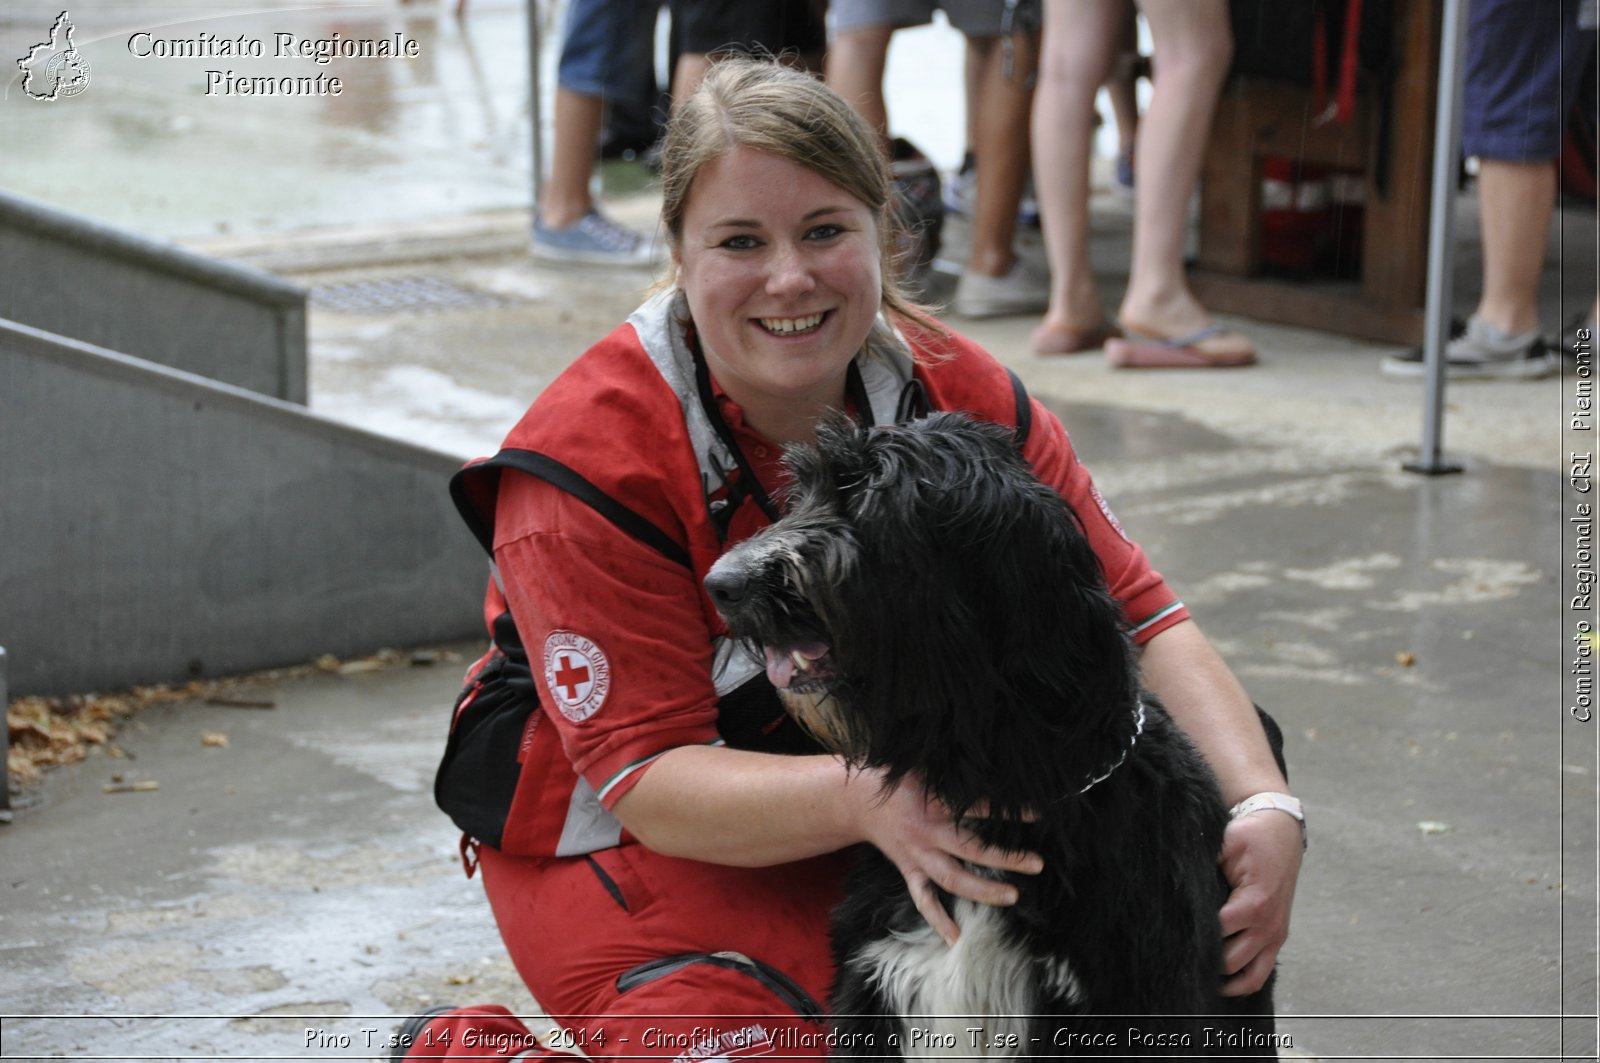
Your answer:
[849,772,1044,947]
[1217,809,1302,996]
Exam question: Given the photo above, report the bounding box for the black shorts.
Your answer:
[668,0,827,58]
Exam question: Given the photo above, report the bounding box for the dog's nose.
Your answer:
[703,562,750,613]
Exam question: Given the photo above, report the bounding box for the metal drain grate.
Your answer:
[310,275,511,314]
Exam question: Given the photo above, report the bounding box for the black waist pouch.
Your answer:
[434,614,539,850]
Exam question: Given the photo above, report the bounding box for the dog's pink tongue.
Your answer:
[764,643,829,689]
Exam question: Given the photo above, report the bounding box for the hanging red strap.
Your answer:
[1335,0,1364,125]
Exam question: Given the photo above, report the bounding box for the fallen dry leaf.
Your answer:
[6,646,456,790]
[103,780,160,794]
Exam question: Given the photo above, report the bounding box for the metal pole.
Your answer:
[1404,0,1469,476]
[528,0,545,235]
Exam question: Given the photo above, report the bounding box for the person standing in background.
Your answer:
[826,0,1047,319]
[1031,0,1256,367]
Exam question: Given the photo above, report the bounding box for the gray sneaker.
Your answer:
[1381,315,1554,380]
[533,208,657,266]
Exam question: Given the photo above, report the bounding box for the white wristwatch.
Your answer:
[1228,791,1306,849]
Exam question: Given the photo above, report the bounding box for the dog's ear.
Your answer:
[813,411,868,450]
[783,414,876,507]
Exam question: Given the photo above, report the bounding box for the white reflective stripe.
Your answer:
[1130,600,1185,636]
[593,737,727,807]
[712,635,764,696]
[554,774,623,856]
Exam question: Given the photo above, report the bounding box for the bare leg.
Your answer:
[964,32,1037,278]
[1032,0,1122,348]
[671,52,711,112]
[540,86,606,229]
[1473,159,1556,337]
[962,37,982,166]
[1116,0,1253,360]
[825,25,896,156]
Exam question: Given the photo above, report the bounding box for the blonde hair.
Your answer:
[659,56,945,353]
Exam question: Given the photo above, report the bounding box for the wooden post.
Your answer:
[1363,0,1443,312]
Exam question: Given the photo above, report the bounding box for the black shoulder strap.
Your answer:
[450,448,693,570]
[1007,368,1033,450]
[894,377,929,424]
[898,368,1032,448]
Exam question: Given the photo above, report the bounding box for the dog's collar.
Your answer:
[1078,699,1146,795]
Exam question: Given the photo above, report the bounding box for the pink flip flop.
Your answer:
[1105,325,1258,369]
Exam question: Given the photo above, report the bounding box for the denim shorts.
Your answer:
[1461,0,1596,162]
[556,0,660,99]
[829,0,1010,37]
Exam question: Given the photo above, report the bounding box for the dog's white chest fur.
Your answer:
[851,900,1081,1058]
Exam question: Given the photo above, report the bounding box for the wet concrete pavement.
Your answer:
[4,196,1595,1056]
[3,1,1599,1060]
[1,652,545,1059]
[2,316,1592,1057]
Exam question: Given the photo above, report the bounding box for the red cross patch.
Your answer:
[542,631,611,723]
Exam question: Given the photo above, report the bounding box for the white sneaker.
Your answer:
[950,259,1050,318]
[1380,315,1554,380]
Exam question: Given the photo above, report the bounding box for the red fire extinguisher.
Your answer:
[1259,156,1328,275]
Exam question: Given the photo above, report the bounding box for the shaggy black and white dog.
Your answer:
[705,413,1277,1059]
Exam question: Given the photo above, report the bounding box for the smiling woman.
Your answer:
[650,57,949,448]
[672,146,883,446]
[657,57,937,349]
[406,55,1299,1063]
